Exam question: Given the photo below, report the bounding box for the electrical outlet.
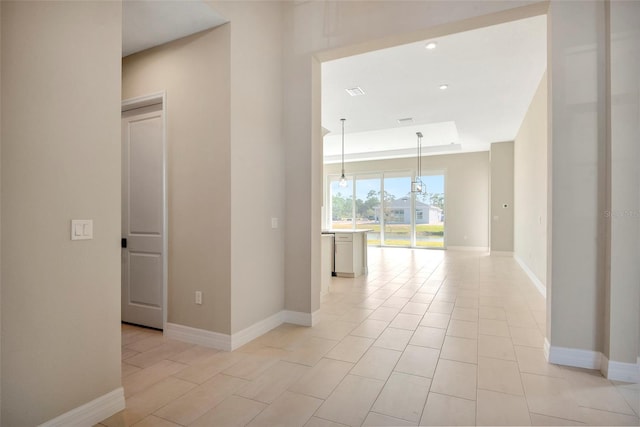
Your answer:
[195,291,202,305]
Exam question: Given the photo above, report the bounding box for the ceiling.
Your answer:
[123,0,227,57]
[322,15,547,163]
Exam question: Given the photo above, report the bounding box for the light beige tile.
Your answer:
[410,326,446,349]
[351,319,389,339]
[401,302,429,315]
[428,301,455,315]
[304,417,349,427]
[521,373,583,422]
[168,345,219,365]
[430,359,477,400]
[122,362,141,378]
[617,385,640,417]
[411,293,435,304]
[123,333,165,353]
[120,377,196,426]
[362,412,416,426]
[446,319,478,339]
[237,360,309,404]
[530,413,586,425]
[153,374,247,426]
[339,308,374,323]
[479,305,507,320]
[309,320,359,341]
[514,345,565,377]
[173,351,247,385]
[122,349,140,360]
[440,336,477,364]
[124,340,194,369]
[478,319,511,337]
[221,353,280,380]
[130,415,181,427]
[420,312,450,329]
[189,395,267,427]
[289,358,354,399]
[478,356,524,395]
[476,389,531,425]
[351,347,402,381]
[561,367,637,415]
[282,336,339,366]
[390,313,422,330]
[369,306,401,322]
[505,309,539,328]
[579,407,639,426]
[478,334,516,361]
[451,307,478,322]
[123,360,189,398]
[372,372,431,422]
[325,335,374,363]
[357,297,387,310]
[382,296,410,309]
[373,327,413,351]
[395,345,439,378]
[247,391,323,427]
[510,326,544,347]
[316,374,385,426]
[420,392,476,426]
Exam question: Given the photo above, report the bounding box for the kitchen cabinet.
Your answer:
[333,230,368,278]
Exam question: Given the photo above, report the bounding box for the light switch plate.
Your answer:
[71,219,93,240]
[271,217,278,229]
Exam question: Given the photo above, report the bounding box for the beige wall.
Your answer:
[548,0,606,353]
[606,0,640,365]
[514,72,547,285]
[324,152,490,248]
[122,26,233,334]
[490,142,514,252]
[1,2,122,425]
[282,0,547,316]
[211,1,286,333]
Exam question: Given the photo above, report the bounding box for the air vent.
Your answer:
[345,87,365,97]
[397,117,414,124]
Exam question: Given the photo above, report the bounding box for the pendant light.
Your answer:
[411,131,424,194]
[339,118,348,187]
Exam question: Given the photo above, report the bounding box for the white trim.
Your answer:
[165,309,320,352]
[283,309,321,327]
[164,322,231,351]
[514,254,546,298]
[490,250,513,257]
[548,345,602,370]
[543,338,551,361]
[39,388,124,427]
[231,312,284,350]
[447,246,489,252]
[602,355,640,383]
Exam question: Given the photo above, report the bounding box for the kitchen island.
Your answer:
[321,229,370,278]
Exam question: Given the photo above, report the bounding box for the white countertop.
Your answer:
[322,229,372,234]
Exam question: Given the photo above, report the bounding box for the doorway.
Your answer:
[121,93,167,330]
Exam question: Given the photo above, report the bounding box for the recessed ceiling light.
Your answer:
[397,117,414,124]
[425,41,437,50]
[345,87,365,97]
[439,84,449,90]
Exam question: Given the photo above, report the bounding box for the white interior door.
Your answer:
[122,102,165,329]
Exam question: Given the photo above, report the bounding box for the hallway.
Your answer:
[100,248,639,426]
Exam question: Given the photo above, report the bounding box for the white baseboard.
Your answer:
[283,309,321,327]
[602,354,640,383]
[447,246,489,252]
[490,250,514,257]
[548,344,602,370]
[166,308,321,352]
[231,311,284,350]
[514,254,546,298]
[543,338,551,361]
[39,387,124,427]
[165,322,232,351]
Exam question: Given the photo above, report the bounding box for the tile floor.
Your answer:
[99,248,639,427]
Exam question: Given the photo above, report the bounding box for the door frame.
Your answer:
[122,91,168,328]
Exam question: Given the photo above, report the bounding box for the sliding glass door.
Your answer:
[327,171,445,249]
[382,173,412,247]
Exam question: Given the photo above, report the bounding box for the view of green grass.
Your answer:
[332,223,444,235]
